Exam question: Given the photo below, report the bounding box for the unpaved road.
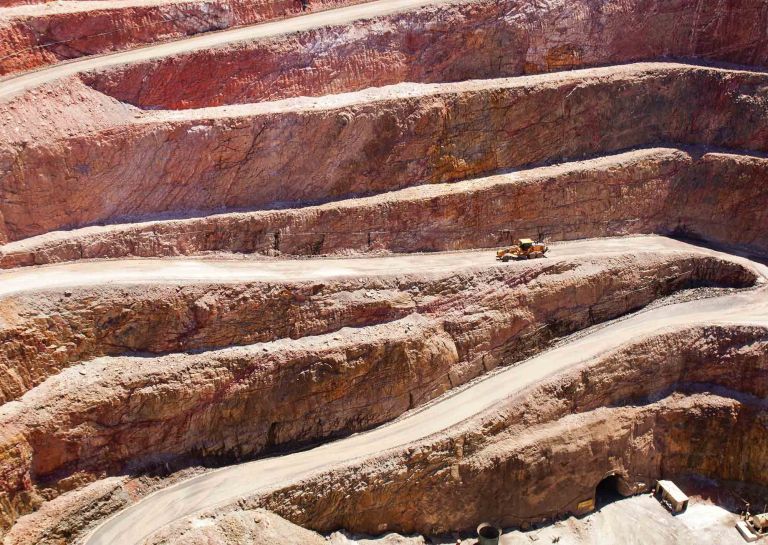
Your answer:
[0,235,739,298]
[502,495,744,545]
[60,236,768,545]
[0,0,441,101]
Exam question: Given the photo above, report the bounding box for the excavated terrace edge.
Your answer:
[10,324,763,545]
[4,60,767,243]
[0,0,351,16]
[0,0,442,99]
[1,145,765,269]
[2,245,760,540]
[135,61,766,117]
[79,298,768,545]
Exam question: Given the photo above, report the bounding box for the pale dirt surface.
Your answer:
[137,62,761,119]
[0,0,368,16]
[0,235,749,297]
[0,0,230,16]
[97,494,747,545]
[496,495,744,545]
[331,495,746,544]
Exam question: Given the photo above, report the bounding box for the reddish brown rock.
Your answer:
[3,147,768,268]
[250,324,768,535]
[0,251,752,530]
[1,0,767,542]
[2,64,768,244]
[0,0,358,76]
[83,0,768,109]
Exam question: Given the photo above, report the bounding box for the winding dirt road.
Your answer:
[0,235,736,297]
[0,0,440,101]
[22,236,755,545]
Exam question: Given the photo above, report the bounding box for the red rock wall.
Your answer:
[4,147,767,268]
[672,151,768,252]
[2,64,768,244]
[83,0,768,109]
[0,147,682,267]
[0,0,358,76]
[257,325,768,534]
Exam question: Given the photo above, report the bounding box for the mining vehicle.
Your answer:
[752,513,768,534]
[496,238,549,262]
[653,480,689,513]
[737,509,768,542]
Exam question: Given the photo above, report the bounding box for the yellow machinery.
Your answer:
[752,513,768,534]
[737,508,768,541]
[496,238,549,262]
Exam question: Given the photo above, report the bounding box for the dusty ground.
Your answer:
[496,495,743,545]
[332,494,748,544]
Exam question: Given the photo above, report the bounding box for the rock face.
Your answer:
[3,0,768,542]
[0,251,754,531]
[247,325,768,535]
[4,147,768,268]
[3,0,767,81]
[0,0,355,76]
[2,64,768,244]
[83,0,768,109]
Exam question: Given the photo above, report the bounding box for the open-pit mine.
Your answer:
[1,0,768,544]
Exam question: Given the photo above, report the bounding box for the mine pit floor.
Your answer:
[497,495,744,545]
[336,495,746,545]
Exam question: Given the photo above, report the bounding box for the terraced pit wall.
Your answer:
[1,0,768,541]
[4,146,768,269]
[2,0,768,78]
[2,64,768,245]
[246,324,768,536]
[0,253,754,530]
[83,0,768,108]
[0,0,357,76]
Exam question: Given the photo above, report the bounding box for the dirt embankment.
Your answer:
[82,0,768,109]
[2,0,767,79]
[2,64,768,244]
[0,0,357,76]
[4,147,768,269]
[0,252,754,531]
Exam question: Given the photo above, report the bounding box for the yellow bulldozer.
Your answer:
[496,238,549,261]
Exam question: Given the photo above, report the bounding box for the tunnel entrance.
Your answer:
[595,475,624,508]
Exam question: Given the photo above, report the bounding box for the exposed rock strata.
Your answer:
[4,147,768,268]
[0,0,353,76]
[82,0,768,108]
[0,251,753,403]
[0,0,766,541]
[2,64,768,243]
[6,325,767,545]
[0,252,753,531]
[211,325,768,536]
[2,0,768,78]
[156,393,765,541]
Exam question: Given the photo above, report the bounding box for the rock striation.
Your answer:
[2,64,768,244]
[3,147,768,268]
[0,251,754,530]
[244,325,768,535]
